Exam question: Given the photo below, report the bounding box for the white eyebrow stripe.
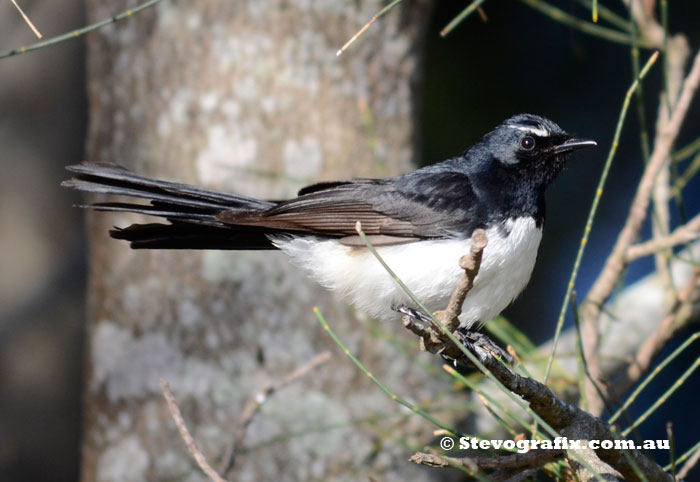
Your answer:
[507,125,550,137]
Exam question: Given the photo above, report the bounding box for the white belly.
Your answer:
[273,217,542,328]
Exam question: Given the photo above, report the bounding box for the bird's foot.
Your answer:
[454,327,514,365]
[394,304,513,366]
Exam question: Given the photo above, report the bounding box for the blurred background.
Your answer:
[0,1,86,480]
[0,1,698,480]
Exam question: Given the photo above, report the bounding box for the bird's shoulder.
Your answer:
[296,178,380,196]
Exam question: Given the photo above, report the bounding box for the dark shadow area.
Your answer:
[0,2,87,481]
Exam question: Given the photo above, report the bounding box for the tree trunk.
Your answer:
[81,1,445,481]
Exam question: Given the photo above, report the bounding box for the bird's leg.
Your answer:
[395,304,513,365]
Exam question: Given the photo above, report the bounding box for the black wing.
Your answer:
[217,170,485,241]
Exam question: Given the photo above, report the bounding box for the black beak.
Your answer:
[552,137,597,155]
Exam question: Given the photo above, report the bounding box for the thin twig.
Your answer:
[218,351,331,476]
[591,0,598,22]
[160,380,226,482]
[335,0,404,56]
[666,422,677,481]
[577,0,633,32]
[672,152,700,195]
[518,0,654,48]
[626,213,700,261]
[440,0,489,37]
[649,2,691,310]
[677,444,700,480]
[10,0,42,38]
[673,136,700,162]
[629,13,652,166]
[0,0,164,60]
[570,291,615,416]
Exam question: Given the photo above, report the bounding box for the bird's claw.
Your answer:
[395,304,513,366]
[455,328,514,365]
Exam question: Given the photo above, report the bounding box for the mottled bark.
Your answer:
[80,1,449,481]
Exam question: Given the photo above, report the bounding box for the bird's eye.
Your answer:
[520,136,535,150]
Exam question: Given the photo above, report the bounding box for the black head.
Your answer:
[473,113,596,189]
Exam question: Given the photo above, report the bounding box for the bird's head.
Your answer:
[476,113,597,188]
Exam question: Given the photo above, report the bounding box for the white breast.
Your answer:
[272,217,543,328]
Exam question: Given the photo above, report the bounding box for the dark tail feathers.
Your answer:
[63,163,278,249]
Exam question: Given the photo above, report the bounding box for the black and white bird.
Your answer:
[64,114,595,334]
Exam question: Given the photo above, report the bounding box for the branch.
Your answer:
[626,213,700,261]
[478,353,672,482]
[162,353,331,481]
[218,351,331,476]
[160,380,226,482]
[434,229,488,332]
[623,0,663,47]
[410,448,561,474]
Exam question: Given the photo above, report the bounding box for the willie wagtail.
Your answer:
[63,114,596,333]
